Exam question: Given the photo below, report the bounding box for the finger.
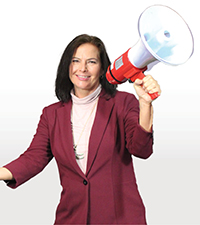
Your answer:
[143,76,158,89]
[149,84,161,95]
[134,78,143,86]
[144,82,157,93]
[143,80,161,94]
[142,74,153,83]
[143,75,155,86]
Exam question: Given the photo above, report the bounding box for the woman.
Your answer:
[0,34,161,224]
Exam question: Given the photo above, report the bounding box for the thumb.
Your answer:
[134,78,143,86]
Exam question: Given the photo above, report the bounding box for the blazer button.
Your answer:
[83,179,88,185]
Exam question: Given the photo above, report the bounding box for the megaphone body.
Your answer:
[106,5,194,100]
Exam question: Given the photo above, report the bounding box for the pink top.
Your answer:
[70,85,102,173]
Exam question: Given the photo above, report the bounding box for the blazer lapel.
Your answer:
[86,94,115,176]
[56,100,85,177]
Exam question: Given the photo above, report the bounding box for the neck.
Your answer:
[73,85,100,99]
[71,85,102,105]
[74,90,91,98]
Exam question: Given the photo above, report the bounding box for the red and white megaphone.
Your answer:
[106,5,194,100]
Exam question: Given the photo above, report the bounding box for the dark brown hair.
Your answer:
[55,34,117,102]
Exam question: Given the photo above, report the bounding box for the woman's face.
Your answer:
[69,43,102,98]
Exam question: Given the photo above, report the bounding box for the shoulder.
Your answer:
[42,101,70,117]
[44,101,64,111]
[39,101,71,125]
[110,90,139,116]
[114,90,138,104]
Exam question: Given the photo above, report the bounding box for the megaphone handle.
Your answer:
[134,71,159,100]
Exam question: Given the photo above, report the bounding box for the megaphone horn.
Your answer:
[106,5,194,100]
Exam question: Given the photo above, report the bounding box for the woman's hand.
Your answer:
[0,167,13,181]
[134,75,161,131]
[134,75,161,104]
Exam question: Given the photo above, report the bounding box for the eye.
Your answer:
[88,60,97,64]
[71,58,80,63]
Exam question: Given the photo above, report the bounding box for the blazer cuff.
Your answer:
[132,123,154,159]
[3,162,24,189]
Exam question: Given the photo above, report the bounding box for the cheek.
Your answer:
[92,67,101,79]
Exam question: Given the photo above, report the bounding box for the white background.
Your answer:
[0,0,199,224]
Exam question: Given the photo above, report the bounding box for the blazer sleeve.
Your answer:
[123,94,153,159]
[3,107,53,188]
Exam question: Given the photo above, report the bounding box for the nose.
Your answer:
[79,61,87,72]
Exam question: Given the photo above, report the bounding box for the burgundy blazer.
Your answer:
[4,90,153,224]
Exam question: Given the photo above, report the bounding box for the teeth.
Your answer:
[77,75,89,78]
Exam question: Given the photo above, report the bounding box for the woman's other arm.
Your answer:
[2,106,53,188]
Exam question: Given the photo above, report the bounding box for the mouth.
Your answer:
[76,74,91,81]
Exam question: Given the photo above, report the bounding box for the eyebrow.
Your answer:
[72,57,99,61]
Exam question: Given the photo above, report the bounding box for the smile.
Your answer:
[77,75,90,78]
[76,74,91,81]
